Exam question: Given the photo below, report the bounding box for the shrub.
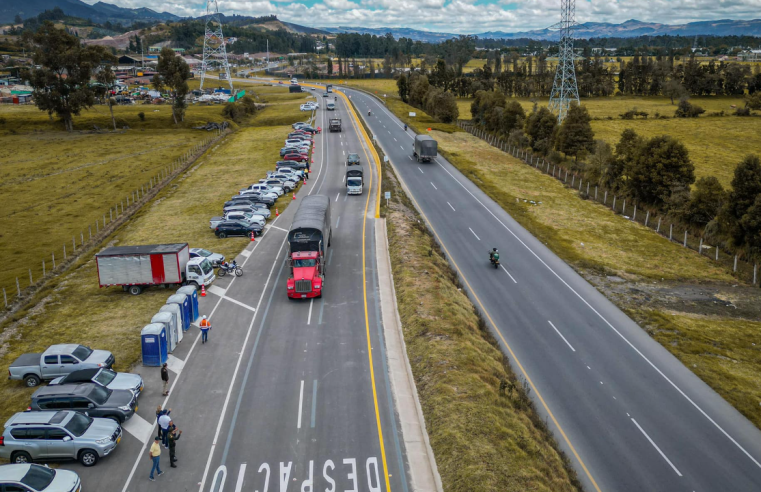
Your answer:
[137,112,145,121]
[674,98,705,118]
[734,107,751,117]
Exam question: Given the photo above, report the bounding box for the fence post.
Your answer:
[754,264,757,285]
[734,255,738,272]
[43,260,45,277]
[683,230,688,247]
[571,175,575,187]
[546,161,550,172]
[579,179,582,192]
[29,268,33,286]
[552,164,555,176]
[110,209,113,222]
[103,214,106,227]
[16,278,20,296]
[586,182,590,196]
[604,190,608,204]
[669,224,673,241]
[3,288,6,307]
[89,225,92,239]
[715,247,719,261]
[121,201,124,214]
[612,195,616,211]
[633,204,636,221]
[622,199,626,215]
[96,219,99,233]
[63,244,66,260]
[657,217,661,233]
[645,210,650,227]
[699,238,703,254]
[565,169,568,182]
[595,186,598,200]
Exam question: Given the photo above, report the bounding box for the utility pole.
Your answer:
[200,0,233,91]
[548,0,580,123]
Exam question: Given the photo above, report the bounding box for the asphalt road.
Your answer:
[344,87,761,492]
[56,92,410,492]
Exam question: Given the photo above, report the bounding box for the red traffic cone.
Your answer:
[311,158,314,164]
[275,208,279,217]
[303,178,307,185]
[200,284,206,297]
[292,192,296,200]
[250,231,255,242]
[308,168,312,173]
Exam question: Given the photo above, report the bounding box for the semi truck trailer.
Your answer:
[287,195,332,299]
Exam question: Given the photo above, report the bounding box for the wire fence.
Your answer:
[456,119,759,287]
[2,129,227,310]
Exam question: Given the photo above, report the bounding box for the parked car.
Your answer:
[9,345,115,388]
[225,211,266,227]
[297,126,318,134]
[48,368,144,398]
[277,160,307,170]
[283,154,307,164]
[229,197,274,209]
[214,220,263,238]
[189,248,225,266]
[226,198,271,217]
[273,167,304,179]
[270,171,303,183]
[223,205,267,217]
[260,178,296,193]
[0,463,81,491]
[248,183,283,197]
[240,186,280,199]
[1,410,121,467]
[299,104,313,111]
[285,138,310,147]
[292,122,309,129]
[30,384,137,424]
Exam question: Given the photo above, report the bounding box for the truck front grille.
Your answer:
[295,279,312,293]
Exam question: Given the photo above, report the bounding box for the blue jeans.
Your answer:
[150,456,162,479]
[201,329,208,342]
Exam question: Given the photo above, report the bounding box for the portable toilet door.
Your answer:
[159,304,183,343]
[166,294,191,331]
[151,312,177,353]
[141,323,168,367]
[176,286,199,321]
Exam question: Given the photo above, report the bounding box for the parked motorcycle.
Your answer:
[218,260,243,277]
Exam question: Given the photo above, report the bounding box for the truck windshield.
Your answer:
[64,412,93,437]
[293,259,317,267]
[347,179,362,186]
[200,259,214,275]
[94,369,117,386]
[20,465,56,490]
[72,345,93,361]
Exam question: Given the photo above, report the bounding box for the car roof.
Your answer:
[5,411,70,427]
[32,383,95,398]
[44,344,81,355]
[0,464,33,481]
[61,368,101,383]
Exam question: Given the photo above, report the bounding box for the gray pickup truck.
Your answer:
[9,344,115,387]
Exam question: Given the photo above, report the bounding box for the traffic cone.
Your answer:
[303,178,307,185]
[200,284,206,297]
[275,208,279,216]
[292,192,296,200]
[311,157,314,164]
[309,168,312,173]
[250,231,255,242]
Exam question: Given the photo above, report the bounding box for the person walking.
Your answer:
[160,363,169,396]
[158,412,172,448]
[168,427,182,468]
[155,406,170,441]
[200,315,211,344]
[148,436,164,481]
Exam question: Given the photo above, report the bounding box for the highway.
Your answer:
[343,87,761,491]
[59,91,411,492]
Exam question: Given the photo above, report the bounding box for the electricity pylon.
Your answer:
[200,0,233,91]
[548,0,579,122]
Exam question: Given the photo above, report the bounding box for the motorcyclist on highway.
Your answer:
[489,248,499,262]
[368,110,371,116]
[404,124,407,131]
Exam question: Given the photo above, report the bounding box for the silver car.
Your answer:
[48,368,144,398]
[190,247,226,266]
[1,411,121,467]
[0,464,81,492]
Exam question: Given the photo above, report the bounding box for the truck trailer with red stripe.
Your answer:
[95,243,215,295]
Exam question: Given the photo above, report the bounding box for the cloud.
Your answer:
[79,0,761,34]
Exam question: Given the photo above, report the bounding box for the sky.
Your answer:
[81,0,761,34]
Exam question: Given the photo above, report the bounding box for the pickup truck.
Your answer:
[9,344,115,387]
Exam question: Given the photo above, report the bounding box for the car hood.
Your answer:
[82,417,120,440]
[109,373,143,392]
[106,389,135,407]
[49,468,80,491]
[85,350,113,365]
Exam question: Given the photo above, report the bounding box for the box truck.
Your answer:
[346,168,363,195]
[413,135,438,163]
[287,196,331,299]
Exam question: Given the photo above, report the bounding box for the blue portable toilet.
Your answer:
[141,323,168,366]
[159,304,183,343]
[176,286,199,322]
[151,312,178,353]
[166,293,191,331]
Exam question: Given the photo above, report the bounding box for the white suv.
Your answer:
[0,464,81,492]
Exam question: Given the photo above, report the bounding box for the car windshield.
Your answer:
[72,345,93,361]
[348,154,359,160]
[20,465,56,489]
[64,412,93,437]
[89,384,112,405]
[195,249,212,257]
[94,369,116,386]
[200,259,214,274]
[293,258,316,267]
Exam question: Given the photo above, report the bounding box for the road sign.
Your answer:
[385,192,391,199]
[409,112,416,117]
[383,156,389,162]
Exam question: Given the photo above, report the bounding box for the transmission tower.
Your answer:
[548,0,579,122]
[200,0,233,91]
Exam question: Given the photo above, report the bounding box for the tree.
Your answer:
[624,135,695,206]
[524,106,558,154]
[663,79,686,104]
[586,140,614,186]
[717,154,761,245]
[22,22,116,131]
[153,47,191,124]
[397,74,409,103]
[555,103,595,160]
[740,195,761,251]
[327,58,333,77]
[682,176,726,227]
[95,66,116,130]
[430,90,459,123]
[674,97,705,118]
[14,14,22,24]
[745,92,761,111]
[500,100,525,135]
[409,74,429,107]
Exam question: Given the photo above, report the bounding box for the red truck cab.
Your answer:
[287,251,323,298]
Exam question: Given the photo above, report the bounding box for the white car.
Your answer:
[285,139,310,148]
[249,183,283,196]
[260,178,295,193]
[225,211,266,227]
[239,189,279,200]
[0,464,81,492]
[299,104,313,111]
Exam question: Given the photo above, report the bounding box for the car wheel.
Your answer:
[79,449,99,467]
[218,232,227,238]
[12,451,32,464]
[24,374,41,387]
[106,415,121,424]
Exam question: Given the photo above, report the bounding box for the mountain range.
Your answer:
[1,0,179,25]
[323,18,761,43]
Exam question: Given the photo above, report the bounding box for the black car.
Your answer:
[276,160,307,170]
[229,194,275,206]
[215,220,263,238]
[298,126,318,134]
[30,383,137,423]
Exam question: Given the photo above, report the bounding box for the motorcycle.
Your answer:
[368,110,371,116]
[489,254,500,269]
[404,124,407,131]
[218,260,243,277]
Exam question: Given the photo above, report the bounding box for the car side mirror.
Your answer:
[63,436,72,442]
[88,403,95,409]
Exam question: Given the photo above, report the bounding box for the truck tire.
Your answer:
[128,285,143,296]
[11,451,32,464]
[24,375,41,387]
[79,449,99,467]
[188,281,199,290]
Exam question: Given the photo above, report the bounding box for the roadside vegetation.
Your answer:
[0,100,302,425]
[383,163,581,492]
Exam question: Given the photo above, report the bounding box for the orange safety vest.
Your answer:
[200,319,211,329]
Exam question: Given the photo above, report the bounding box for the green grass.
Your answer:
[384,164,581,492]
[0,101,303,424]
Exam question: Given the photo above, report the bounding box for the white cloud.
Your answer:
[79,0,761,34]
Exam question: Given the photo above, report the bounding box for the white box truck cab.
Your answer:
[346,168,363,195]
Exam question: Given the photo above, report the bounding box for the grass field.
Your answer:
[384,165,581,492]
[0,100,303,426]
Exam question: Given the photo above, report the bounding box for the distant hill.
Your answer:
[1,0,179,25]
[323,18,761,43]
